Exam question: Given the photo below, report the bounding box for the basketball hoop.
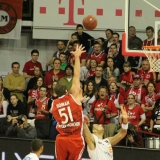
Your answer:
[143,46,160,72]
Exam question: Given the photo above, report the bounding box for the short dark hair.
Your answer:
[10,94,18,99]
[57,40,65,45]
[30,139,43,152]
[113,32,120,38]
[110,44,117,48]
[129,26,136,30]
[97,37,105,43]
[54,82,67,97]
[105,29,113,34]
[93,41,101,46]
[31,49,39,56]
[123,61,131,67]
[53,58,62,64]
[76,24,83,29]
[146,26,154,32]
[40,85,48,92]
[73,40,81,46]
[71,33,78,39]
[11,62,20,68]
[65,64,74,72]
[59,52,67,57]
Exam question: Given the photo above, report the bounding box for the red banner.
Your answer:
[0,0,23,39]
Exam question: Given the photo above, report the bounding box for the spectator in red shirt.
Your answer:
[155,73,160,93]
[137,59,156,86]
[141,82,159,127]
[44,58,65,88]
[122,94,146,128]
[87,42,106,68]
[27,76,43,119]
[23,49,43,79]
[90,86,118,124]
[143,26,155,46]
[121,61,135,87]
[125,75,147,105]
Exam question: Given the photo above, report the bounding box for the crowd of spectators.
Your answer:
[0,24,160,148]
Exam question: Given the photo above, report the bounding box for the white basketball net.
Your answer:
[144,51,160,72]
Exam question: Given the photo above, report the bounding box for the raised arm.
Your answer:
[108,106,128,146]
[70,45,85,97]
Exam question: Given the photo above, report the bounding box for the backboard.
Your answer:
[122,0,160,57]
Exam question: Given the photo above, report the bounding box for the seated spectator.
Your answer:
[4,62,26,102]
[23,49,43,79]
[6,114,37,139]
[143,26,155,46]
[104,29,113,53]
[125,75,147,105]
[108,82,124,124]
[107,76,126,99]
[149,98,160,134]
[26,66,43,93]
[58,65,73,91]
[118,123,144,147]
[85,59,98,80]
[27,76,43,119]
[44,58,65,89]
[46,40,70,67]
[88,37,105,54]
[137,59,156,86]
[120,61,135,88]
[0,91,9,118]
[122,94,146,128]
[89,86,118,124]
[82,80,96,116]
[34,86,50,138]
[128,26,143,50]
[35,86,49,120]
[103,57,120,81]
[87,42,106,68]
[108,43,124,73]
[141,82,159,128]
[74,24,94,52]
[59,52,68,70]
[0,76,10,101]
[84,66,108,92]
[66,33,79,48]
[7,94,26,122]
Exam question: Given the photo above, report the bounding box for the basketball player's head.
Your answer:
[146,26,154,39]
[54,82,67,97]
[92,124,104,134]
[30,139,44,157]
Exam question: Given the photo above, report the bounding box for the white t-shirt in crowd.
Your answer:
[87,134,113,160]
[23,153,39,160]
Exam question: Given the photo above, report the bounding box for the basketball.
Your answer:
[82,15,97,30]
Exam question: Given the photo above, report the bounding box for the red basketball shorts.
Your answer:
[55,134,85,160]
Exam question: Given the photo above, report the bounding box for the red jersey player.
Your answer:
[50,45,86,160]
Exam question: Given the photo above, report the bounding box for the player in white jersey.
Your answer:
[83,106,128,160]
[23,139,44,160]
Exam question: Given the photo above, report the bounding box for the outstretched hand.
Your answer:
[120,106,128,124]
[70,44,86,57]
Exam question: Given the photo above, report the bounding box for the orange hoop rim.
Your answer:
[143,46,160,50]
